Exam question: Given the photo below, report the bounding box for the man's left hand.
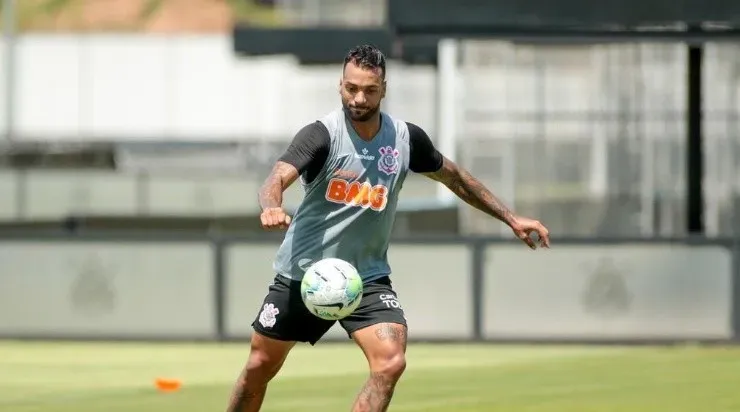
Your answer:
[510,217,550,250]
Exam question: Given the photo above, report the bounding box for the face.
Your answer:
[340,60,386,122]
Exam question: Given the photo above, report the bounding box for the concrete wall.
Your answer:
[0,235,735,343]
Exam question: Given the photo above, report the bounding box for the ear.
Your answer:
[338,78,343,94]
[381,80,387,98]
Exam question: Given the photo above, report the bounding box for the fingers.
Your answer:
[260,208,291,230]
[539,228,551,248]
[536,224,550,248]
[516,225,550,250]
[517,231,537,250]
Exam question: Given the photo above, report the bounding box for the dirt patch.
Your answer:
[143,0,233,33]
[19,0,236,32]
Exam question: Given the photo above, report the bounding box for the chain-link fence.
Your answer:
[456,41,740,238]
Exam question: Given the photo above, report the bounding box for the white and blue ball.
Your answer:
[300,258,363,321]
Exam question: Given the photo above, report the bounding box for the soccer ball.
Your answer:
[300,258,363,321]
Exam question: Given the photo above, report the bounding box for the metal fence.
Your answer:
[0,232,737,344]
[2,35,738,238]
[455,41,740,239]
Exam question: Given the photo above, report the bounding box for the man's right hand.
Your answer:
[260,207,292,230]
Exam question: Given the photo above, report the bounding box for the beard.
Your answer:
[342,100,380,122]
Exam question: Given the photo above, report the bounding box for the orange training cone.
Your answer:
[155,377,182,393]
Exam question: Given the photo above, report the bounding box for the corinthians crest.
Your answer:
[581,257,632,318]
[377,145,399,175]
[69,253,116,316]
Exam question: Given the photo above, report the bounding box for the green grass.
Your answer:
[1,341,739,411]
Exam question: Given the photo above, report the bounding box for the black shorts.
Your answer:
[251,274,407,345]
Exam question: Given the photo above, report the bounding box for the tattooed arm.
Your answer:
[259,122,330,229]
[426,157,550,248]
[258,161,300,210]
[259,121,330,210]
[423,157,516,226]
[407,121,550,248]
[406,122,514,226]
[258,161,300,230]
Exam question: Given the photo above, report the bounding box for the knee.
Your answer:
[245,347,287,383]
[245,337,290,384]
[370,352,406,381]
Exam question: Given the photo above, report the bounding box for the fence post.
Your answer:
[213,237,226,341]
[471,240,485,341]
[731,236,740,342]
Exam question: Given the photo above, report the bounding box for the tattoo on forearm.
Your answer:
[354,372,396,412]
[459,169,514,223]
[258,162,297,210]
[427,163,514,224]
[258,177,283,211]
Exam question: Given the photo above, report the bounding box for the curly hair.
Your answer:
[343,44,386,78]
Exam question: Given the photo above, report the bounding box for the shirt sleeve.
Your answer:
[407,122,444,173]
[278,121,331,184]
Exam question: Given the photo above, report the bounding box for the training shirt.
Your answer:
[272,108,443,283]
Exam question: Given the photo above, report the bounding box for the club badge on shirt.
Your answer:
[377,146,400,175]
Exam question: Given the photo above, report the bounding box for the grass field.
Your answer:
[1,341,739,412]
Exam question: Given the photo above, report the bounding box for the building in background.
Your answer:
[1,0,740,238]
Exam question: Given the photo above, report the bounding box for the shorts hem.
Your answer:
[341,319,408,336]
[251,323,292,341]
[251,323,324,346]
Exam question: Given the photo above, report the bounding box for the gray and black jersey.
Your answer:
[273,108,443,283]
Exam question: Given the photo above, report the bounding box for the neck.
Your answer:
[350,113,381,141]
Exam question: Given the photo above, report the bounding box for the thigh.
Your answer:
[252,275,336,345]
[339,276,407,339]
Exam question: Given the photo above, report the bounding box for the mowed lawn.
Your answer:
[1,341,739,412]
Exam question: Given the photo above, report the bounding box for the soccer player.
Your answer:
[227,44,550,412]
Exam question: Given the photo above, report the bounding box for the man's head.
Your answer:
[340,44,387,122]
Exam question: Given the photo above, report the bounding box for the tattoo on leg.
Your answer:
[228,387,259,412]
[353,372,396,412]
[227,372,265,412]
[374,324,406,342]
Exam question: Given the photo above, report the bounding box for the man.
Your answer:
[227,44,550,412]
